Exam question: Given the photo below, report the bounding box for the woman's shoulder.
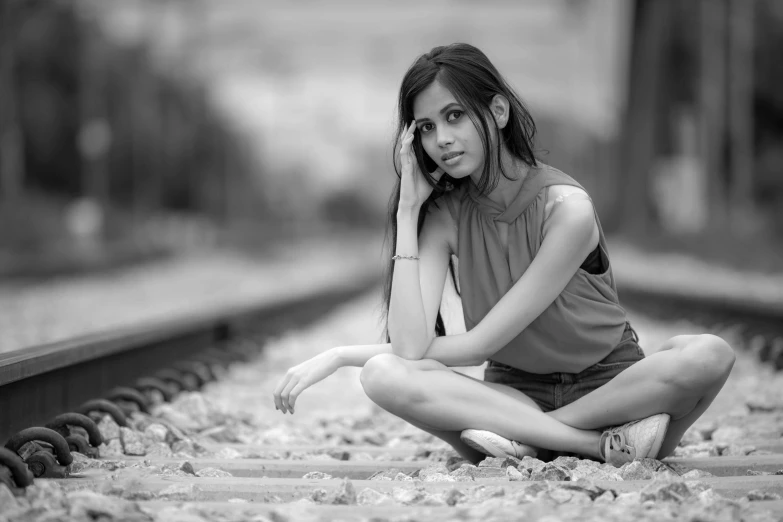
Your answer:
[533,164,589,198]
[539,183,598,249]
[533,164,592,221]
[542,185,594,222]
[546,184,591,202]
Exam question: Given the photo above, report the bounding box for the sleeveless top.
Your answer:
[441,163,628,374]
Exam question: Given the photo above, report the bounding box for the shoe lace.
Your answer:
[509,440,524,457]
[603,425,637,465]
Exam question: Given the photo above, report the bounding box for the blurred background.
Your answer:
[0,0,781,279]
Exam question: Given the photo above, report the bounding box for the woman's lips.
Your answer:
[442,152,463,165]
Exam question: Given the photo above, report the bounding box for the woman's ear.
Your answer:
[490,94,510,129]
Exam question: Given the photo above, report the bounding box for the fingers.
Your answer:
[399,122,409,144]
[278,367,311,414]
[272,372,292,412]
[404,120,416,144]
[272,373,291,410]
[280,375,299,414]
[287,381,307,413]
[399,120,416,155]
[399,120,415,141]
[399,122,417,175]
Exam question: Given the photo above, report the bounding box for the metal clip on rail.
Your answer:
[154,368,189,394]
[45,413,103,459]
[172,360,212,389]
[4,427,73,478]
[0,447,34,494]
[750,335,783,370]
[192,352,229,379]
[202,346,239,362]
[135,376,175,403]
[224,339,257,361]
[106,387,150,416]
[769,338,783,370]
[76,398,128,427]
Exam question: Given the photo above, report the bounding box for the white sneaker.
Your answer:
[460,429,538,459]
[600,413,671,467]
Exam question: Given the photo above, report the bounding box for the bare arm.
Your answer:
[387,202,453,359]
[353,197,600,367]
[388,121,472,360]
[334,332,477,367]
[458,197,599,363]
[279,197,601,417]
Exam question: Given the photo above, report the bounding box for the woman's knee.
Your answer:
[668,334,735,390]
[360,354,414,405]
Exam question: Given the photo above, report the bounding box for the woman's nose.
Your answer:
[436,129,454,147]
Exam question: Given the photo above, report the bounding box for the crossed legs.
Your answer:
[363,358,549,463]
[359,334,735,464]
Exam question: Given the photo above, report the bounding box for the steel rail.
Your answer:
[0,272,378,443]
[617,281,783,369]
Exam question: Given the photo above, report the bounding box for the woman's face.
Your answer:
[412,80,484,180]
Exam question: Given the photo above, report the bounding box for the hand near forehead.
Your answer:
[398,120,444,211]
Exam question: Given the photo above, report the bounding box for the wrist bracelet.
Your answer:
[392,255,420,261]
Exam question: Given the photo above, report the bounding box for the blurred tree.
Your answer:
[0,0,25,205]
[698,0,729,231]
[1,0,261,238]
[77,18,111,243]
[617,0,782,239]
[16,2,81,196]
[728,0,755,230]
[754,0,783,234]
[617,0,671,234]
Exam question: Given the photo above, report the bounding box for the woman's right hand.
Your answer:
[272,349,342,414]
[398,120,444,211]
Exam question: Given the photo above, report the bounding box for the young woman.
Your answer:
[272,43,735,467]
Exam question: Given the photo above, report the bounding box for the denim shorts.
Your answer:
[483,323,644,412]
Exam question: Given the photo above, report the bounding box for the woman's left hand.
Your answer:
[272,349,342,414]
[398,120,444,210]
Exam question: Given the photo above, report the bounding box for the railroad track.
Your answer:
[2,281,783,520]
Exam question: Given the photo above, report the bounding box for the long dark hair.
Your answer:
[382,43,538,342]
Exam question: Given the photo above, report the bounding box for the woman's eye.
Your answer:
[448,111,462,122]
[420,123,433,133]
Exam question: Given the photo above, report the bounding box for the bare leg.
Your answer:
[382,409,486,464]
[360,354,603,459]
[547,334,735,457]
[361,358,485,463]
[360,334,734,461]
[372,358,550,464]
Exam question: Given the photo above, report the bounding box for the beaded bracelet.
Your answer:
[392,255,420,261]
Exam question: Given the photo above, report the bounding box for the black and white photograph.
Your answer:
[1,0,782,520]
